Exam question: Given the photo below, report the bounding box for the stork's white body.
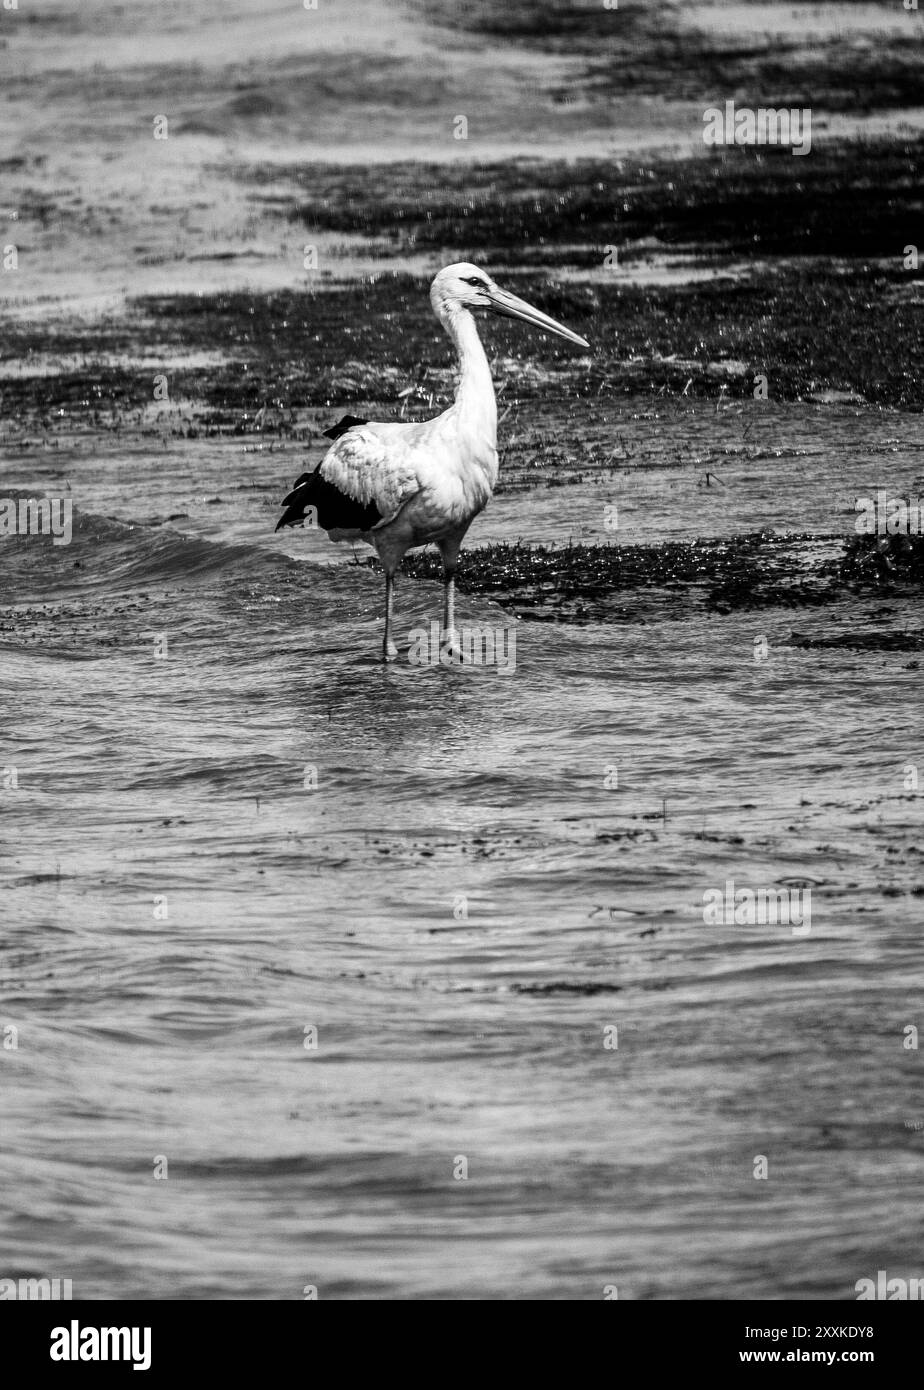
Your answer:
[321,294,498,564]
[276,263,588,660]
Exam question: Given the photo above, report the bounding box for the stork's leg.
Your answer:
[438,531,466,662]
[383,571,398,663]
[440,566,463,663]
[443,566,456,637]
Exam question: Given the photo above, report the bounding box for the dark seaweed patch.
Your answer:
[2,256,921,422]
[279,142,924,260]
[427,0,924,114]
[840,532,924,583]
[3,140,923,425]
[789,629,924,652]
[375,532,924,622]
[510,981,623,996]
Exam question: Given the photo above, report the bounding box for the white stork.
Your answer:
[275,263,589,660]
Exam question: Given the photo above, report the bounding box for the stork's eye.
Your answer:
[465,276,488,288]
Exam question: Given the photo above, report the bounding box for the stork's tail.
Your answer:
[274,416,371,533]
[275,469,319,531]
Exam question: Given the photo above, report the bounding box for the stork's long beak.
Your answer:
[487,285,590,349]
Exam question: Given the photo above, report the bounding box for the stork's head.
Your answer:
[430,262,589,349]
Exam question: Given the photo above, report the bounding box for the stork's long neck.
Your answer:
[443,307,497,439]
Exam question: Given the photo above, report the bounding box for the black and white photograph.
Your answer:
[2,0,923,1334]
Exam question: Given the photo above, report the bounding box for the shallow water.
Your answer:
[2,397,922,1299]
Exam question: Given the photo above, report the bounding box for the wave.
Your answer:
[0,491,311,601]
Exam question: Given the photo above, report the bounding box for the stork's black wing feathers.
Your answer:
[275,416,385,533]
[323,414,368,440]
[275,462,383,533]
[283,471,313,498]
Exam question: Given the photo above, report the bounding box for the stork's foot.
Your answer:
[383,639,399,663]
[440,628,463,665]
